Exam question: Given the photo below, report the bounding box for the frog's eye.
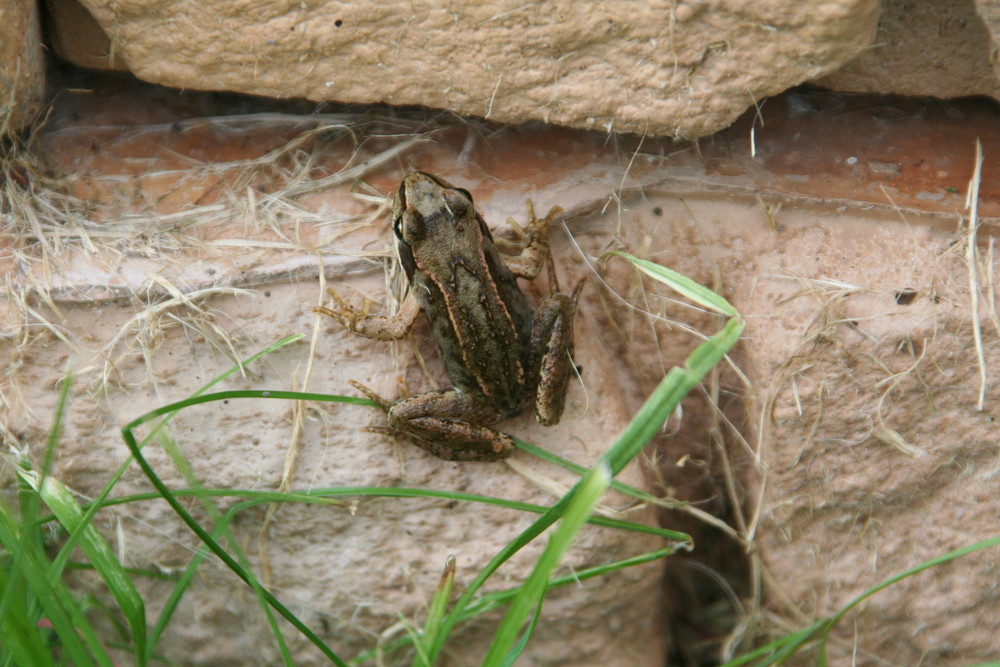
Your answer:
[395,211,425,245]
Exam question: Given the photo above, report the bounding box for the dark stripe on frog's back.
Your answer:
[410,223,533,416]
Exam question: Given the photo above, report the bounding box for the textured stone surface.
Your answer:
[976,0,1000,86]
[738,213,1000,666]
[46,0,129,71]
[0,0,45,133]
[25,0,1000,138]
[51,0,878,138]
[816,0,1000,98]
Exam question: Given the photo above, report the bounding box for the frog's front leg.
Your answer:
[502,200,564,280]
[530,280,585,426]
[315,289,421,341]
[352,382,515,461]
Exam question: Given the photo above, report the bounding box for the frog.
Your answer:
[317,171,581,461]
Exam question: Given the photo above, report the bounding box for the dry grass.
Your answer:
[1,111,452,601]
[3,113,434,256]
[0,111,439,479]
[964,139,987,410]
[736,168,1000,663]
[97,278,255,392]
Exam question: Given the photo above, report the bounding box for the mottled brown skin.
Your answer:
[317,172,580,461]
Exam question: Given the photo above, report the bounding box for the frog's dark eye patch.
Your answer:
[441,190,471,219]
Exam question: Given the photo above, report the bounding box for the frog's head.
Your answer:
[392,172,495,279]
[393,172,472,243]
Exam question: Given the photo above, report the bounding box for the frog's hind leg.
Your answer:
[356,385,516,461]
[530,279,585,426]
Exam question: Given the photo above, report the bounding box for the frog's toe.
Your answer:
[349,380,393,412]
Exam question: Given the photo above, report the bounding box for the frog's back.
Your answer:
[413,244,533,416]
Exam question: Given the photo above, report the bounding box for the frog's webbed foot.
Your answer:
[316,290,421,340]
[314,287,367,331]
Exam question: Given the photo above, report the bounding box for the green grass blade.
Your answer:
[424,326,742,662]
[481,462,612,666]
[355,546,676,664]
[605,317,744,473]
[817,534,1000,665]
[87,483,688,543]
[3,368,121,666]
[121,398,349,667]
[715,622,823,666]
[465,547,677,617]
[0,500,111,667]
[499,599,543,667]
[720,536,1000,665]
[413,556,456,667]
[516,440,663,502]
[605,251,739,316]
[37,337,304,664]
[154,428,296,666]
[0,510,58,667]
[55,335,303,578]
[18,469,146,665]
[114,336,301,662]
